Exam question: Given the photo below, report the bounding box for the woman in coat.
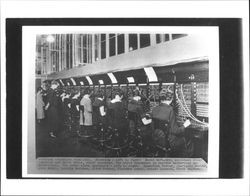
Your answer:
[79,88,93,136]
[36,87,45,123]
[108,89,128,142]
[127,89,144,135]
[151,88,191,157]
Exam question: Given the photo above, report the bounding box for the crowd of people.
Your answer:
[36,80,192,157]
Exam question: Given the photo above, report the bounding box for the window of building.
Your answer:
[156,34,162,44]
[101,34,106,59]
[140,34,150,48]
[156,34,170,44]
[66,34,73,69]
[129,34,138,51]
[76,34,80,66]
[164,34,170,42]
[172,34,188,40]
[109,34,116,57]
[94,34,99,60]
[82,35,87,63]
[117,34,125,54]
[87,35,92,64]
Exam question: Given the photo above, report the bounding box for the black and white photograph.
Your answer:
[22,26,219,177]
[35,33,209,160]
[1,0,249,195]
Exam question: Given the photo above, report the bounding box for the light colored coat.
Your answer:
[36,91,45,120]
[80,95,93,126]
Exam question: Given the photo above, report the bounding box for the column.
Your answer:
[58,35,61,71]
[49,43,52,73]
[80,35,82,64]
[41,46,44,74]
[92,34,95,63]
[75,34,79,66]
[63,34,66,70]
[150,34,157,46]
[169,34,173,41]
[161,34,164,42]
[72,34,75,67]
[124,33,129,53]
[86,35,89,63]
[72,34,76,67]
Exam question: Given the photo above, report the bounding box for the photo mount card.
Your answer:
[22,26,220,178]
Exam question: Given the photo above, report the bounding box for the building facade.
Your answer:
[36,33,192,80]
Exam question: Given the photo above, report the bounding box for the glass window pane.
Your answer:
[117,34,125,54]
[109,34,116,57]
[172,34,188,40]
[88,35,92,64]
[156,34,161,43]
[140,34,151,48]
[101,34,106,59]
[94,34,99,60]
[82,35,87,63]
[129,34,138,51]
[164,34,170,42]
[67,34,73,69]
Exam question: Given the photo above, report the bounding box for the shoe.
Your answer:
[49,132,56,138]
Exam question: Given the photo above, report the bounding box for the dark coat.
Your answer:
[92,98,106,125]
[151,103,185,148]
[108,101,127,129]
[46,88,59,131]
[108,101,128,138]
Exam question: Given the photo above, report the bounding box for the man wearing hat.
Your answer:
[45,80,60,138]
[151,88,191,157]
